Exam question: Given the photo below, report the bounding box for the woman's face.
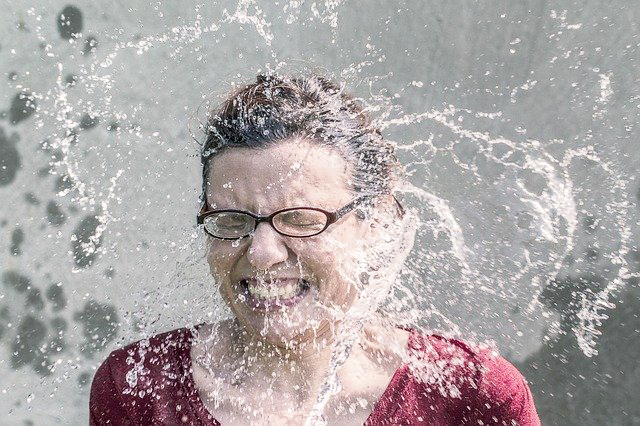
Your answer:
[205,138,373,349]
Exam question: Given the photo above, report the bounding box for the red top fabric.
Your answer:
[90,327,540,425]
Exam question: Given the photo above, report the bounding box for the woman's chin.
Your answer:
[235,314,331,350]
[222,281,342,350]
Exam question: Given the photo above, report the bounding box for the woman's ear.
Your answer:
[355,206,367,220]
[360,195,396,239]
[372,194,400,223]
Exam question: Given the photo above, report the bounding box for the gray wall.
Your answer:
[1,1,638,424]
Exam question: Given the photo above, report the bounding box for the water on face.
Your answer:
[0,2,638,425]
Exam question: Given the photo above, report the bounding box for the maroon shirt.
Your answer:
[90,327,540,425]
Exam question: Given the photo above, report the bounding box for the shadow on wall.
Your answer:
[1,269,120,379]
[0,4,118,392]
[517,261,640,425]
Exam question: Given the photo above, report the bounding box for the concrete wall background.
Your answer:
[1,1,639,424]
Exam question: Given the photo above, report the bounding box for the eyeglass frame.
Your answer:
[196,194,404,240]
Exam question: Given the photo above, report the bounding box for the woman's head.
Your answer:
[200,73,401,206]
[199,73,408,352]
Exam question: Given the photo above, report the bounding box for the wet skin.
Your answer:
[204,137,370,350]
[193,137,409,424]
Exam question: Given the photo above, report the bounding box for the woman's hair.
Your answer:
[200,73,401,205]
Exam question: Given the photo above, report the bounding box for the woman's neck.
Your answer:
[191,318,409,423]
[227,322,344,399]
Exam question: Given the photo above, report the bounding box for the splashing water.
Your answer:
[305,206,417,425]
[1,2,639,425]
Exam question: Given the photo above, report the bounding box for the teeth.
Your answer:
[246,280,305,301]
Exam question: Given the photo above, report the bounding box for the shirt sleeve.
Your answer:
[89,354,134,426]
[468,353,541,426]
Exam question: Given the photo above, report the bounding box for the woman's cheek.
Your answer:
[297,243,339,278]
[207,241,240,270]
[207,252,224,277]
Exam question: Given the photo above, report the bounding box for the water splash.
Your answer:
[3,3,638,424]
[306,203,417,425]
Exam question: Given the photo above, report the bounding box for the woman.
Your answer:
[90,74,540,425]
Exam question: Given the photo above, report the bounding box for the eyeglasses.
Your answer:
[197,196,383,240]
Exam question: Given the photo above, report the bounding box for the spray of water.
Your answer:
[2,2,637,424]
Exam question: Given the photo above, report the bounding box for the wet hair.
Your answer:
[200,73,401,206]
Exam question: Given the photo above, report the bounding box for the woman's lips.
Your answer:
[237,278,311,310]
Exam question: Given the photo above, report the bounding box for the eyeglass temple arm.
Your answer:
[332,196,368,221]
[334,195,405,221]
[197,202,208,224]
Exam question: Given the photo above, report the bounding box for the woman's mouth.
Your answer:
[239,278,311,310]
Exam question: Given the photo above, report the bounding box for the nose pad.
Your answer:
[246,222,289,270]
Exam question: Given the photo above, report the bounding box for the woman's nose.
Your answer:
[246,222,289,270]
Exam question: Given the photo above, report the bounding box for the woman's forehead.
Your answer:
[206,139,353,209]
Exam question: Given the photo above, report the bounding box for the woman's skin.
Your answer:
[191,137,409,425]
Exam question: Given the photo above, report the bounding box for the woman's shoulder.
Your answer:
[401,331,540,425]
[90,326,207,425]
[408,331,518,370]
[92,326,195,392]
[407,331,529,392]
